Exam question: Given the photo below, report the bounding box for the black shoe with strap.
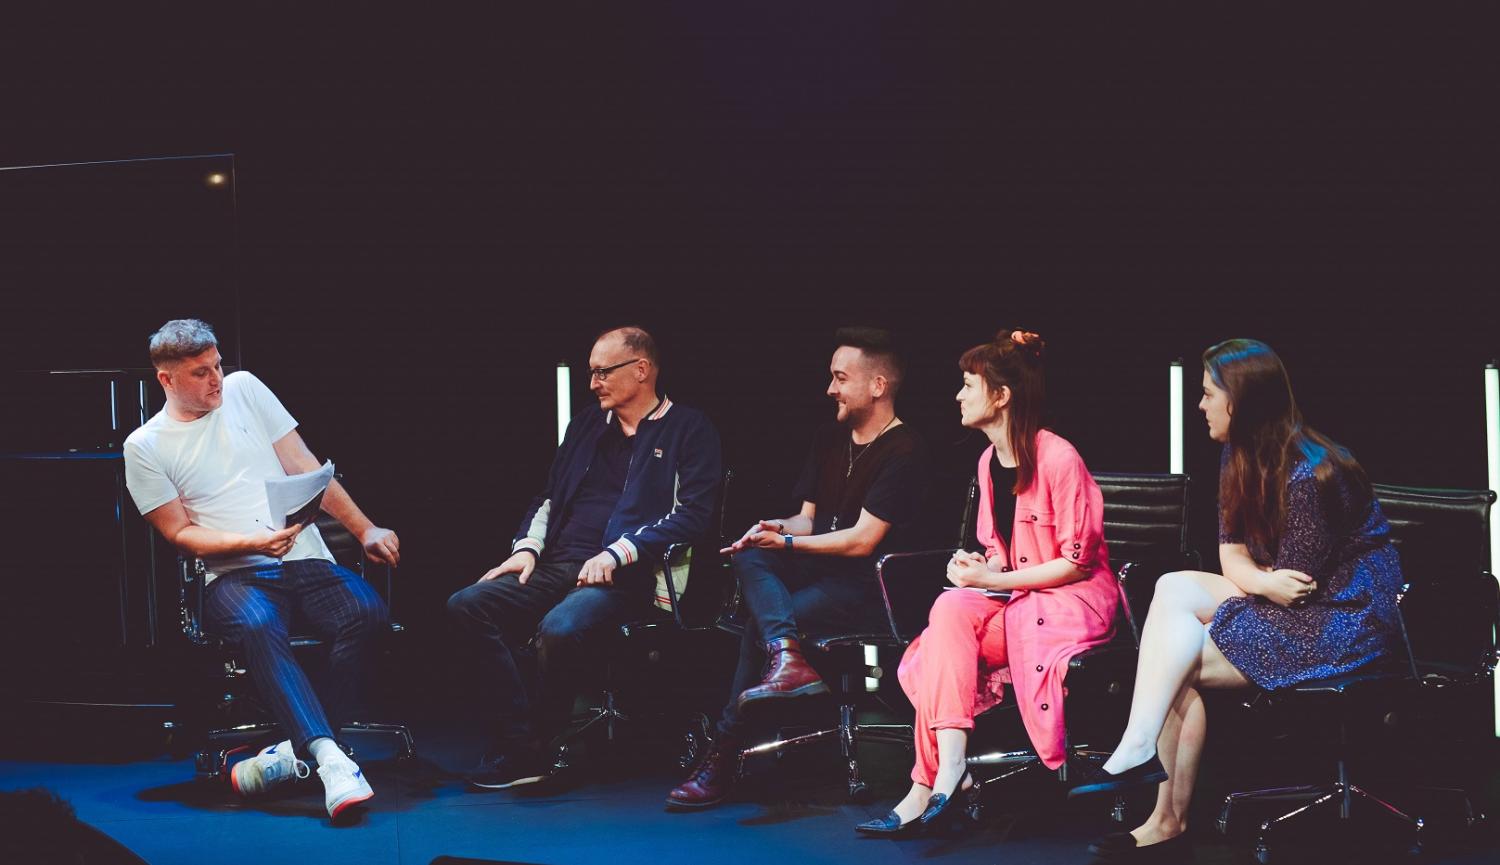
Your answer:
[855,809,923,837]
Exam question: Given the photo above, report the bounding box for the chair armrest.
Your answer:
[811,634,906,652]
[660,542,695,629]
[875,548,964,643]
[179,557,213,647]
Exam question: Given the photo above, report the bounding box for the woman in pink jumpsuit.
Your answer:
[856,330,1118,836]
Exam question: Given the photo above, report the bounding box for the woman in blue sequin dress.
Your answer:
[1070,339,1403,858]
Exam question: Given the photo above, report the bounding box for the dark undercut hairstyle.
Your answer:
[597,325,660,366]
[834,325,905,397]
[148,319,218,368]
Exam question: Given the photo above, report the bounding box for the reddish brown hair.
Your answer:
[1206,339,1370,558]
[960,330,1046,494]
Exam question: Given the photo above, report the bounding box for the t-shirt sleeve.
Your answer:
[235,372,298,443]
[791,436,821,505]
[123,438,179,516]
[860,449,927,527]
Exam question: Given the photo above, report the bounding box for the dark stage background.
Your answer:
[1,8,1495,715]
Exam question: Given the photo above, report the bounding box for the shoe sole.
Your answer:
[1067,769,1168,799]
[329,789,373,820]
[736,681,831,712]
[664,794,726,810]
[468,774,547,790]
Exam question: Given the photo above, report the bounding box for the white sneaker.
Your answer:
[317,752,374,819]
[229,740,310,797]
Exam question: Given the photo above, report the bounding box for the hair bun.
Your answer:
[998,328,1045,359]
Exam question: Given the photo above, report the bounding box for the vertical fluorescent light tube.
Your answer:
[864,643,879,692]
[1485,363,1500,736]
[1169,360,1185,474]
[556,361,571,446]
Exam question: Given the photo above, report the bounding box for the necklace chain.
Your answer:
[846,415,898,479]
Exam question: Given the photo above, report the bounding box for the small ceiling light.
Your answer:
[205,172,227,187]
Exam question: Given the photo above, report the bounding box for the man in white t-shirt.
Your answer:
[124,319,401,821]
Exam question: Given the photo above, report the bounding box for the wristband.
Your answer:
[605,547,623,567]
[513,547,540,561]
[783,533,794,551]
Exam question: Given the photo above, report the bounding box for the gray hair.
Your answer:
[148,319,218,368]
[596,325,660,366]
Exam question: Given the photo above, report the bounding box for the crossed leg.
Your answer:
[1099,570,1251,845]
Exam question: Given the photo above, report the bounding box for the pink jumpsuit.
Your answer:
[897,430,1119,784]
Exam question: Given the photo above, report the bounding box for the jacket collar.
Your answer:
[605,395,672,427]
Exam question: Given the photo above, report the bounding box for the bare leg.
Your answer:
[931,728,971,798]
[1131,635,1246,845]
[1100,570,1244,774]
[890,783,933,823]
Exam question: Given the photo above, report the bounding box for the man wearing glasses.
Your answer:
[448,326,722,789]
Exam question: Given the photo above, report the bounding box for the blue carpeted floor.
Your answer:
[2,719,1496,865]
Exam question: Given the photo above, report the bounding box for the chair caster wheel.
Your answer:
[1254,841,1272,864]
[848,783,872,802]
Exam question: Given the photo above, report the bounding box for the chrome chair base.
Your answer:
[739,701,913,799]
[194,720,418,780]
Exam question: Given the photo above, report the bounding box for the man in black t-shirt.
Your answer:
[667,327,929,810]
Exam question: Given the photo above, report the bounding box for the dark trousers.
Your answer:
[446,558,654,749]
[203,558,389,757]
[718,548,884,736]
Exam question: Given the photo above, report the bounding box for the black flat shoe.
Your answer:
[917,772,976,833]
[1067,754,1167,799]
[1086,830,1190,861]
[854,810,922,837]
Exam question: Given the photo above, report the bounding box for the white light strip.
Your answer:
[556,362,571,446]
[1485,364,1499,737]
[864,643,879,692]
[1169,360,1184,474]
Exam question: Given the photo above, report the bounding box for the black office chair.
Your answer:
[963,472,1195,819]
[731,477,981,799]
[1215,484,1498,861]
[177,512,415,780]
[551,471,734,770]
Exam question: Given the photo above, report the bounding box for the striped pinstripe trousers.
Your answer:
[204,558,388,756]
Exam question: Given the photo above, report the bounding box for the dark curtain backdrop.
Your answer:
[2,7,1495,696]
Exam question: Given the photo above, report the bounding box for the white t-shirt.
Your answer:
[124,370,334,578]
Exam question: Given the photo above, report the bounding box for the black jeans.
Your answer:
[446,558,654,749]
[717,548,884,736]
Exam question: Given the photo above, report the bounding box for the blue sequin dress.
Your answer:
[1209,452,1403,689]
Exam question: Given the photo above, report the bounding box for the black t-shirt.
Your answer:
[792,422,928,558]
[989,451,1017,548]
[550,422,635,562]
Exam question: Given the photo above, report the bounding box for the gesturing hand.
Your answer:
[720,520,786,555]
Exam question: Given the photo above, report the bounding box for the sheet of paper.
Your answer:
[265,460,335,530]
[942,586,1012,600]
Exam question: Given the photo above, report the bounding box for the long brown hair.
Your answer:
[960,329,1046,494]
[1206,339,1370,557]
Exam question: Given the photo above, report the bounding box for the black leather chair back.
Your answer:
[1373,483,1497,679]
[1093,472,1194,639]
[313,513,366,574]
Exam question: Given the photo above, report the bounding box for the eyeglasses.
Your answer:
[589,358,642,381]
